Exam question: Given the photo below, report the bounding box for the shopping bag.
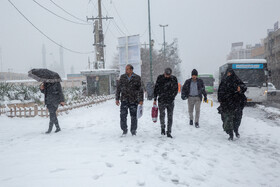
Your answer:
[151,104,158,123]
[137,105,143,119]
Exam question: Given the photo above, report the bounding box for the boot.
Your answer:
[131,130,137,136]
[121,130,128,137]
[167,132,173,138]
[161,128,166,135]
[54,124,61,133]
[195,122,199,128]
[189,120,193,125]
[45,123,53,134]
[234,129,240,138]
[228,130,234,141]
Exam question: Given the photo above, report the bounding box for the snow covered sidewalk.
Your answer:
[0,97,280,187]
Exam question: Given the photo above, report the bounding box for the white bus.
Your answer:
[219,59,269,103]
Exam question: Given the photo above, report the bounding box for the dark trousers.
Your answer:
[233,110,243,133]
[120,101,138,133]
[47,104,59,129]
[221,110,243,133]
[159,101,174,133]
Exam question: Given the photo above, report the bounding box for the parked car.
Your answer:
[213,82,219,93]
[268,82,276,91]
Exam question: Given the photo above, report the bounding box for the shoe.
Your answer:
[195,122,199,128]
[131,131,136,136]
[167,132,173,138]
[235,133,240,138]
[234,130,240,138]
[161,128,166,135]
[45,124,53,134]
[45,130,52,134]
[54,128,61,133]
[228,131,234,141]
[121,130,128,136]
[189,120,193,125]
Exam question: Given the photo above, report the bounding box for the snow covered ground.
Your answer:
[0,95,280,187]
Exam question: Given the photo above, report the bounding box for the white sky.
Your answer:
[0,0,280,80]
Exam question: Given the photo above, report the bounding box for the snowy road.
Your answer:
[0,96,280,187]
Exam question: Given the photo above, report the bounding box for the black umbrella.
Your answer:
[28,68,62,83]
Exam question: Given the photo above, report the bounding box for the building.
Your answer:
[0,72,31,81]
[227,42,265,60]
[251,43,265,59]
[264,25,280,89]
[227,42,252,60]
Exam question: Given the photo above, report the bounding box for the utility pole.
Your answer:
[0,47,2,72]
[141,42,149,49]
[148,0,153,83]
[159,24,168,59]
[42,44,47,68]
[87,0,113,69]
[59,45,65,78]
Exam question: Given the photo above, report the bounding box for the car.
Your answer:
[213,82,219,93]
[268,82,276,91]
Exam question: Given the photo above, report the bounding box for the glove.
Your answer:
[204,97,207,103]
[181,95,187,100]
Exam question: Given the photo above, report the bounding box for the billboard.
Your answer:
[118,35,141,76]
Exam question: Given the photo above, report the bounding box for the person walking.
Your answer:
[217,68,247,140]
[40,82,65,134]
[154,68,178,138]
[116,64,144,136]
[181,69,207,128]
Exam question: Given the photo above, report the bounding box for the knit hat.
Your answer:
[192,69,198,76]
[164,68,172,75]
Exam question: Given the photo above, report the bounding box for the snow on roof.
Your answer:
[227,59,267,64]
[80,69,119,76]
[1,79,36,83]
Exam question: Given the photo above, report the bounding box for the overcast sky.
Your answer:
[1,0,280,80]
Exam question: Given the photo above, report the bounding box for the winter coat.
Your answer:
[217,69,247,113]
[181,78,207,101]
[116,73,144,104]
[154,74,178,104]
[41,82,65,106]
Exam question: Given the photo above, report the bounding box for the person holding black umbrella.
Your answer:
[28,68,65,134]
[40,82,65,133]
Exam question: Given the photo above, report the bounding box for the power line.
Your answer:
[101,2,126,36]
[49,0,89,23]
[140,26,149,38]
[8,0,94,54]
[32,0,91,25]
[111,1,130,35]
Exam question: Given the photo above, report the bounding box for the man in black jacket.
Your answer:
[154,68,178,138]
[40,82,65,134]
[181,69,207,128]
[116,64,144,136]
[218,68,247,140]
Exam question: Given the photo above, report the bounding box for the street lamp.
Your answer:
[148,0,153,83]
[159,24,168,59]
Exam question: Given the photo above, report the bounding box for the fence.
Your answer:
[0,95,114,118]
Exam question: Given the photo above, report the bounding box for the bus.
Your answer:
[219,59,269,103]
[198,74,215,94]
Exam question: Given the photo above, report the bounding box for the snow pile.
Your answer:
[256,104,280,120]
[0,83,85,106]
[0,83,43,105]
